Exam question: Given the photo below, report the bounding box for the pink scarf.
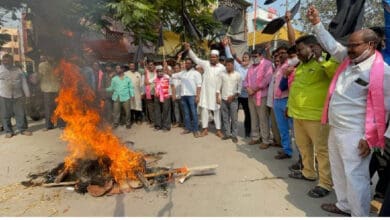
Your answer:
[274,62,290,98]
[145,69,155,100]
[321,51,386,149]
[244,59,272,106]
[154,76,170,102]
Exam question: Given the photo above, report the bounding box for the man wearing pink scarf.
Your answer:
[308,6,390,216]
[244,48,273,148]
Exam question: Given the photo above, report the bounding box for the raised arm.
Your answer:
[285,11,296,45]
[307,5,348,62]
[184,42,208,69]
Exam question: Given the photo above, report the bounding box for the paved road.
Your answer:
[0,115,353,217]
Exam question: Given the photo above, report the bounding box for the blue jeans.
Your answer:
[274,98,293,156]
[181,96,198,132]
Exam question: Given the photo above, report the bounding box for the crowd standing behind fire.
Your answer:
[1,6,390,217]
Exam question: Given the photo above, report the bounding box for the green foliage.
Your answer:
[107,0,159,42]
[108,0,221,44]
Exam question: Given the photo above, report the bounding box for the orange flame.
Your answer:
[53,59,144,182]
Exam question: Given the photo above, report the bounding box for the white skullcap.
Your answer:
[156,65,163,70]
[210,49,220,56]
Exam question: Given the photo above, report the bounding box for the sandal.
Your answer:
[288,171,316,181]
[308,186,330,198]
[321,203,350,216]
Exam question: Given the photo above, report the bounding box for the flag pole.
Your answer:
[181,0,186,43]
[163,47,166,62]
[252,0,257,50]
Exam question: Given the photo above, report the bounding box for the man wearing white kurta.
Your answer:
[124,62,143,124]
[185,43,225,138]
[308,6,390,216]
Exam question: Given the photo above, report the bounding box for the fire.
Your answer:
[53,59,144,182]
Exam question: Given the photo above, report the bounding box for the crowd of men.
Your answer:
[1,5,390,217]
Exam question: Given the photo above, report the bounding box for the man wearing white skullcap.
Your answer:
[210,50,220,56]
[184,42,225,138]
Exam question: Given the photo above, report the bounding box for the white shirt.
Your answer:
[173,68,202,96]
[217,71,242,100]
[171,72,182,99]
[0,65,30,99]
[313,22,390,132]
[189,49,226,110]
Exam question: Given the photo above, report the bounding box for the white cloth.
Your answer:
[188,49,225,110]
[386,123,390,138]
[313,22,390,132]
[266,74,276,107]
[171,72,182,99]
[201,107,221,129]
[144,70,157,95]
[216,71,242,101]
[124,70,142,111]
[328,127,371,216]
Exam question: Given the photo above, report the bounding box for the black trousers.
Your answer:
[154,97,171,130]
[145,96,155,124]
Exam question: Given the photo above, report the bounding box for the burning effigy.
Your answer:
[20,59,218,196]
[21,59,217,196]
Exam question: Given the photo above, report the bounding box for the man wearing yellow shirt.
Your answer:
[287,35,337,198]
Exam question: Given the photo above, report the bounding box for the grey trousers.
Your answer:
[248,96,270,144]
[0,96,27,134]
[113,98,131,126]
[154,97,171,130]
[221,99,238,137]
[173,98,183,124]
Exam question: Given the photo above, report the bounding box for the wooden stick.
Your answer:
[187,164,218,176]
[136,172,151,190]
[143,169,182,178]
[54,169,69,183]
[42,181,77,188]
[144,165,218,178]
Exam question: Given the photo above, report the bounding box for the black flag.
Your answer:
[213,6,240,25]
[182,11,202,40]
[157,25,164,48]
[264,0,277,5]
[133,39,144,63]
[262,0,300,35]
[328,0,366,44]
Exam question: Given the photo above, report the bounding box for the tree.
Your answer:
[107,0,221,44]
[0,0,221,56]
[298,0,384,33]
